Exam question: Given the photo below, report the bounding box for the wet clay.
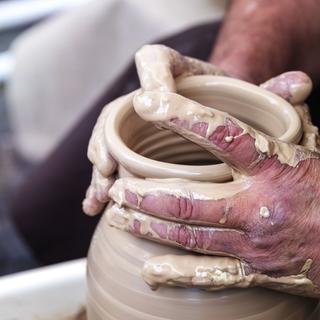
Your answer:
[142,255,320,298]
[294,104,320,151]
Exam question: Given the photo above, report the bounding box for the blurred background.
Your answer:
[0,0,227,275]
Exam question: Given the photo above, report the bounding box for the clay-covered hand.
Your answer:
[106,72,320,298]
[82,45,224,215]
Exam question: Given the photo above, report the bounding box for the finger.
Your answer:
[260,71,312,105]
[142,254,248,290]
[106,203,250,257]
[91,166,114,203]
[87,101,117,177]
[83,166,114,216]
[260,72,319,151]
[133,91,315,175]
[135,44,224,92]
[294,104,320,151]
[142,255,319,298]
[82,185,104,216]
[109,177,252,230]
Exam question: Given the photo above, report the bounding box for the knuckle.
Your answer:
[169,225,197,250]
[177,197,194,220]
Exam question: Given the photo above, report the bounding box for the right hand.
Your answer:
[82,45,317,216]
[106,84,320,297]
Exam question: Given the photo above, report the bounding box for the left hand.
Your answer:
[82,45,223,216]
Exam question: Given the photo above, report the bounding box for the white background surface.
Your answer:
[0,259,86,319]
[5,0,227,161]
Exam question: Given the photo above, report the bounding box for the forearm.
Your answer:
[210,0,320,84]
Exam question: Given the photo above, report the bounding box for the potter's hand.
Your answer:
[210,0,320,84]
[107,75,320,298]
[82,45,224,215]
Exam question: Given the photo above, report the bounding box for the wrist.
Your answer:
[210,0,309,84]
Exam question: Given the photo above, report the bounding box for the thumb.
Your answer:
[135,44,224,92]
[260,71,312,105]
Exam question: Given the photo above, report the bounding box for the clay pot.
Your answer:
[105,75,302,182]
[86,76,317,320]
